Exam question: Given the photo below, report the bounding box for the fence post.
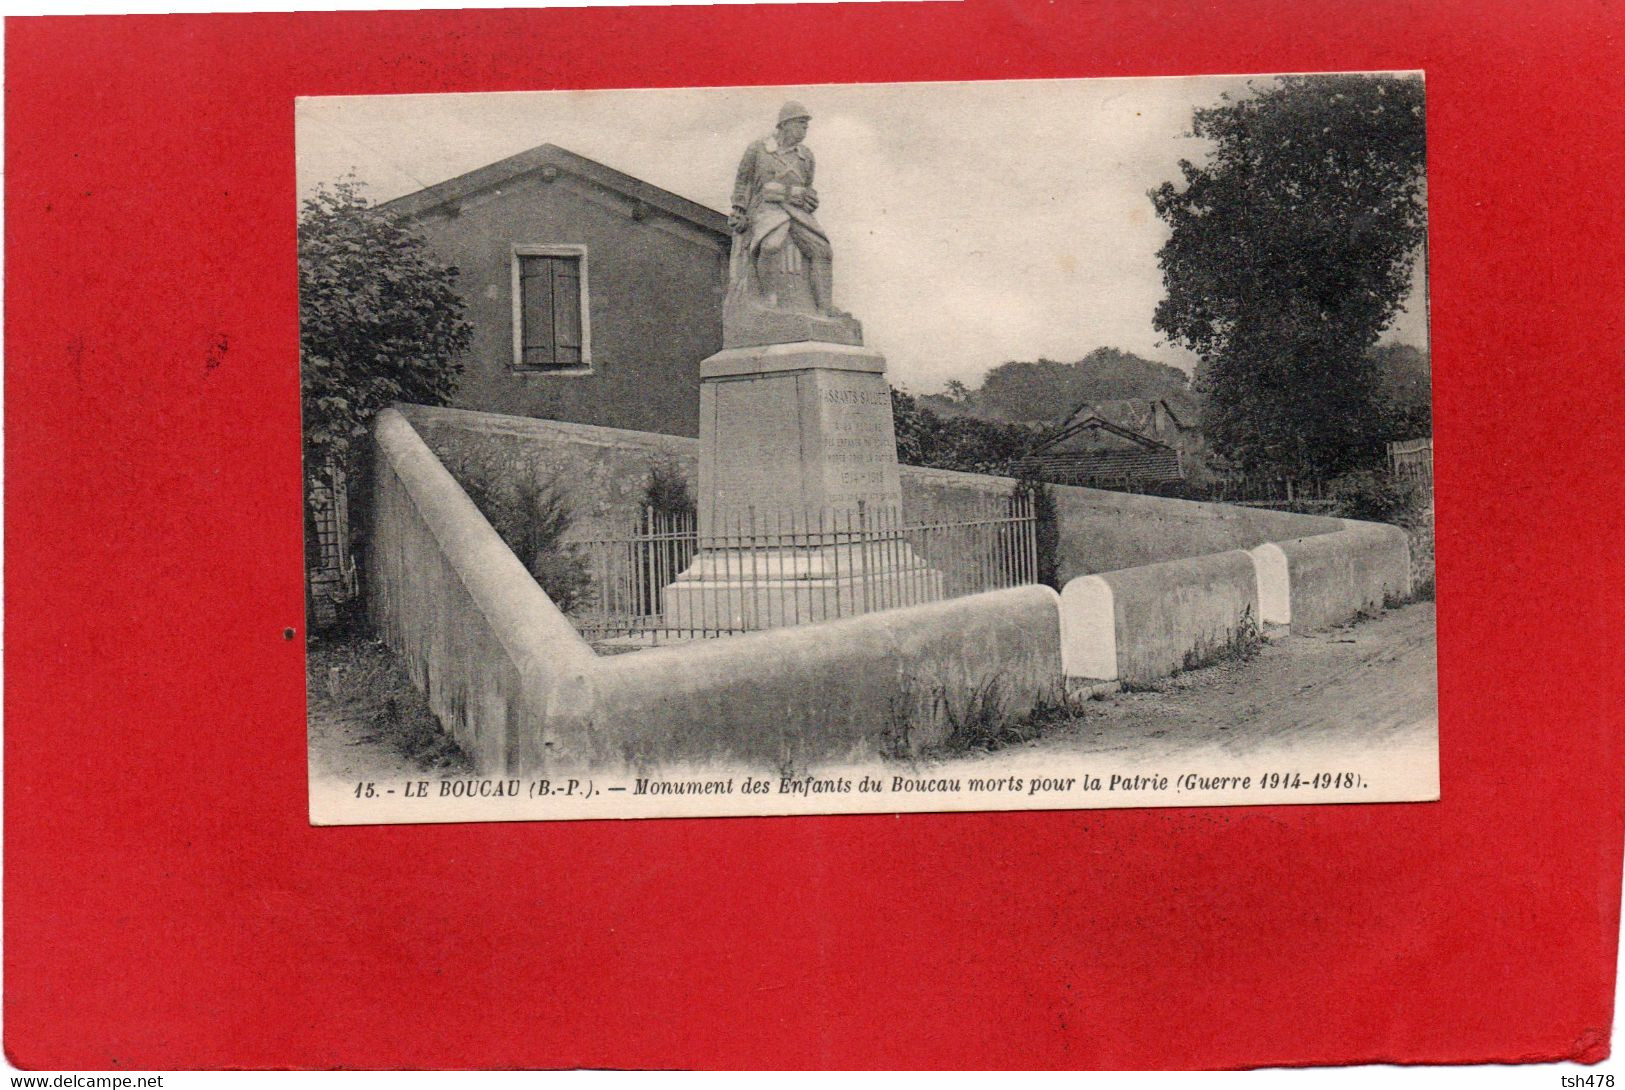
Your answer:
[829,507,841,622]
[747,505,760,632]
[856,501,870,615]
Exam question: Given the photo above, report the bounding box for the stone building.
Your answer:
[1017,396,1205,489]
[383,143,732,438]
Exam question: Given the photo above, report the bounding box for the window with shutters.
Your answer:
[511,246,591,371]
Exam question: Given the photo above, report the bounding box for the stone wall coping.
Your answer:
[700,342,887,379]
[398,402,700,454]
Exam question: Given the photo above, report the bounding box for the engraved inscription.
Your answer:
[818,375,901,505]
[823,388,891,406]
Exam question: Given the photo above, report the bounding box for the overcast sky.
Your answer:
[296,78,1428,394]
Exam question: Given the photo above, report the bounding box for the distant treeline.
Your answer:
[895,343,1430,478]
[924,348,1191,423]
[918,344,1430,438]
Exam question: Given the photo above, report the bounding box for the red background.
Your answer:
[6,1,1624,1070]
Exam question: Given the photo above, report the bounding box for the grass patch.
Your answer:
[884,678,1088,759]
[1180,606,1264,673]
[308,632,472,773]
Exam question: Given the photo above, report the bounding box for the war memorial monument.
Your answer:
[663,102,944,630]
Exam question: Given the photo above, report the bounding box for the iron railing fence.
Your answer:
[1197,475,1335,510]
[565,496,1038,642]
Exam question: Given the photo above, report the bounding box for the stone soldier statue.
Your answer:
[727,101,835,317]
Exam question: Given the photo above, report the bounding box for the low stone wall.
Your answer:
[1049,488,1340,583]
[1252,521,1411,632]
[371,408,1063,774]
[552,586,1062,770]
[369,409,598,772]
[1058,551,1260,685]
[398,403,1345,579]
[375,405,1409,756]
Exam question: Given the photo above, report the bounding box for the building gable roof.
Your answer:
[1030,410,1174,456]
[380,143,730,239]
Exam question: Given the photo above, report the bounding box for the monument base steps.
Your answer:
[663,563,946,632]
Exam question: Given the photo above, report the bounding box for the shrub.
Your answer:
[1011,475,1061,589]
[463,474,593,612]
[1407,507,1436,602]
[1328,466,1417,524]
[637,456,696,615]
[641,455,696,520]
[1327,469,1436,604]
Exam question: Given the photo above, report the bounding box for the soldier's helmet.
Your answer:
[777,101,812,126]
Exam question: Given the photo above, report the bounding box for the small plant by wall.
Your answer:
[309,632,472,773]
[462,474,594,612]
[1011,474,1061,590]
[1177,605,1263,673]
[882,675,1080,759]
[641,454,696,520]
[881,678,923,761]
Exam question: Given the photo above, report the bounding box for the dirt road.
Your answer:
[306,635,470,784]
[980,600,1438,770]
[307,698,424,784]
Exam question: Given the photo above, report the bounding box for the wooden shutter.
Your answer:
[518,252,585,368]
[551,258,582,365]
[519,255,557,367]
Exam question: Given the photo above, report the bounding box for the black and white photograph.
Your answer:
[298,76,1438,824]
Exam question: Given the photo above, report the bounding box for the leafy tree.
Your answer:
[1151,75,1427,477]
[300,178,472,604]
[1369,343,1433,439]
[300,177,472,488]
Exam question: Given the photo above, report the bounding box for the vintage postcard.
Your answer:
[299,76,1437,824]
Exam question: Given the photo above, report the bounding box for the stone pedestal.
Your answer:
[663,340,944,631]
[722,298,864,350]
